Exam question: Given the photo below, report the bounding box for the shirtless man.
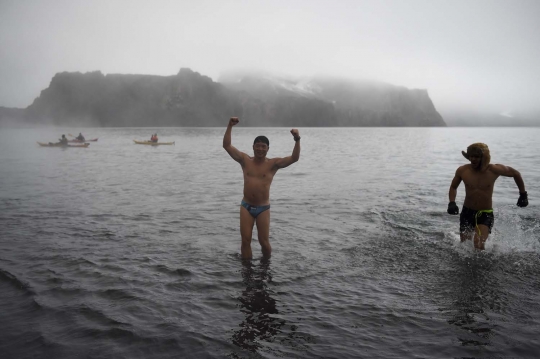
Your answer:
[223,117,301,259]
[447,143,528,250]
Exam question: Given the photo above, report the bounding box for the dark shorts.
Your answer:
[460,206,494,234]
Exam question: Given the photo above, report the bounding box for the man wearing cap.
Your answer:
[223,117,301,259]
[447,143,528,250]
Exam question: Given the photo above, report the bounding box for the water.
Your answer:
[1,127,539,358]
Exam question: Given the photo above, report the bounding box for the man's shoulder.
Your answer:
[487,163,506,169]
[456,164,471,173]
[487,163,507,174]
[267,157,283,166]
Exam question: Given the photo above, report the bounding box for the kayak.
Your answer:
[37,142,90,148]
[68,138,98,143]
[133,140,175,146]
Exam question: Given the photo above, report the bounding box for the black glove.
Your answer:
[517,192,528,207]
[447,201,459,215]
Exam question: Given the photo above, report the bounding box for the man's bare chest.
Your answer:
[244,162,275,180]
[463,171,497,190]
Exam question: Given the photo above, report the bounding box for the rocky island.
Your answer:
[0,68,446,127]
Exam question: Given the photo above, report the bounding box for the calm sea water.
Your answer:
[1,127,539,358]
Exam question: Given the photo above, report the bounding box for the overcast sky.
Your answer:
[1,0,539,116]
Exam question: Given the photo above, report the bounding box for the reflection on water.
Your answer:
[232,259,285,353]
[446,253,504,347]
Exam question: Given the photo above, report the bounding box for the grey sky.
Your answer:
[1,0,539,116]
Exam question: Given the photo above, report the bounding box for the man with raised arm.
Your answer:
[447,143,528,250]
[223,117,301,259]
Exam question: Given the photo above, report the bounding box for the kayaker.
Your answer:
[76,133,85,141]
[58,134,68,145]
[150,133,158,143]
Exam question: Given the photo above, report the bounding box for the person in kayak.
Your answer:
[447,142,528,250]
[76,133,85,141]
[223,117,301,260]
[150,133,158,143]
[58,134,68,146]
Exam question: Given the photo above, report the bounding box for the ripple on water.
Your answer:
[2,128,540,358]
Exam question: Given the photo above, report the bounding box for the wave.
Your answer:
[0,267,35,296]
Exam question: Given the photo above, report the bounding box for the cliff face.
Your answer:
[7,69,446,127]
[24,68,240,127]
[220,73,445,127]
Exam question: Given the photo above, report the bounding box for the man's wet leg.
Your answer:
[240,206,255,259]
[460,230,474,243]
[473,224,490,250]
[256,209,271,258]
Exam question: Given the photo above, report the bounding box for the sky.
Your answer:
[1,0,539,117]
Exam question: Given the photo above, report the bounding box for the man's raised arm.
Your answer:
[223,117,244,164]
[274,129,301,169]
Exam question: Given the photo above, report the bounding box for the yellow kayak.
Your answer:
[133,140,175,146]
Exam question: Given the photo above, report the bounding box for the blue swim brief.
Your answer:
[241,200,270,218]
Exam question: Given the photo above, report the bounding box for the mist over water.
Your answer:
[1,127,539,358]
[2,0,540,118]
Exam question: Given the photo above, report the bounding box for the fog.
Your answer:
[1,0,539,118]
